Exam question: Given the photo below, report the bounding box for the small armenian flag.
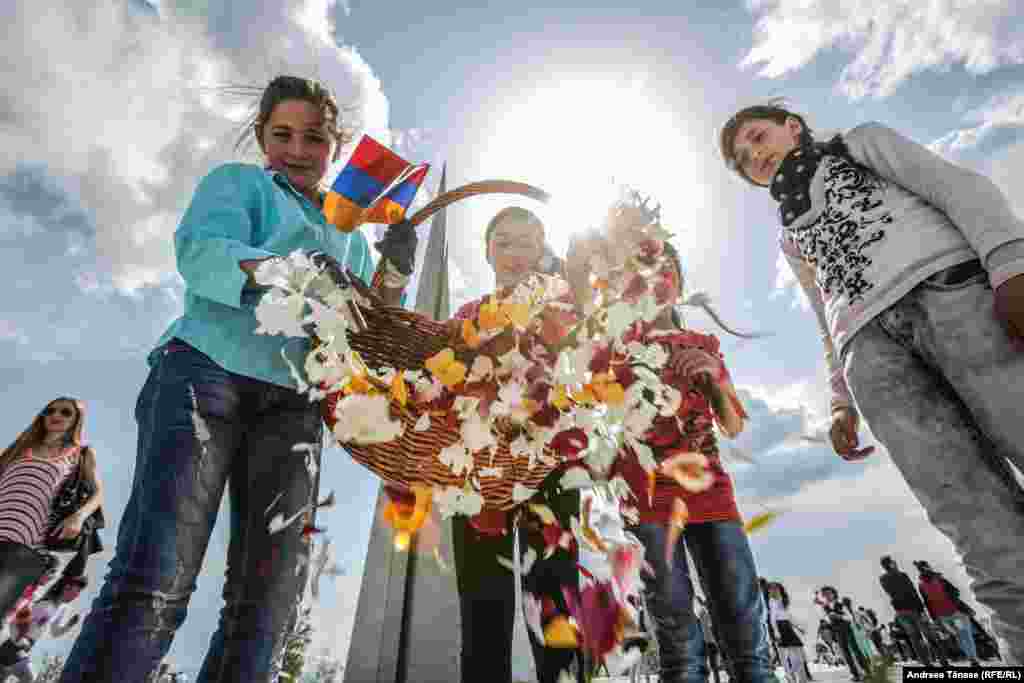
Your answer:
[323,135,430,232]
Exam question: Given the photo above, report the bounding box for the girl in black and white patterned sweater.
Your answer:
[719,103,1024,665]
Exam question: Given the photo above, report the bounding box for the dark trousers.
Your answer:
[895,612,935,665]
[62,340,322,683]
[832,622,866,678]
[0,542,51,619]
[451,489,581,683]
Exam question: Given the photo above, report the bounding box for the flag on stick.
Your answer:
[323,135,429,232]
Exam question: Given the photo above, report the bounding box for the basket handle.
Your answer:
[406,180,551,228]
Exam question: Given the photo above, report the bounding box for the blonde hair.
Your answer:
[0,397,85,476]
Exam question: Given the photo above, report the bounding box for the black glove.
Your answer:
[307,250,352,289]
[374,219,418,276]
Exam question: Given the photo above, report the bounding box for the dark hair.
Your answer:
[881,555,895,569]
[234,75,353,162]
[719,99,814,186]
[484,207,545,252]
[774,582,791,609]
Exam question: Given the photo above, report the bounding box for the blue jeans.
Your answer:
[60,340,323,683]
[939,614,978,661]
[628,520,773,683]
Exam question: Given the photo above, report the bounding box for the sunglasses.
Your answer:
[42,407,75,418]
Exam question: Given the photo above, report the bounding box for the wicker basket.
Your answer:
[323,180,558,510]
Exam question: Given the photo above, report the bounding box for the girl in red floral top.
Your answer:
[594,236,774,683]
[388,207,583,683]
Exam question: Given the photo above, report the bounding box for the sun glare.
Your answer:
[477,77,696,254]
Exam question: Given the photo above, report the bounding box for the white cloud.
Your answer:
[773,250,812,312]
[0,0,390,293]
[0,320,29,345]
[741,0,1024,99]
[930,90,1024,157]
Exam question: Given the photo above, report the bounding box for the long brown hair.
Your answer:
[0,397,85,475]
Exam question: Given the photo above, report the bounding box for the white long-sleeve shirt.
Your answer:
[778,122,1024,411]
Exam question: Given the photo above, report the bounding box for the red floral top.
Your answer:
[608,325,742,526]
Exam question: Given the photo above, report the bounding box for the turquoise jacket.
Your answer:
[152,163,375,389]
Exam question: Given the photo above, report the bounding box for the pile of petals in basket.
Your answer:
[251,213,714,522]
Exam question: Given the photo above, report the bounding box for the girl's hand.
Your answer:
[830,407,875,461]
[994,274,1024,350]
[52,512,84,540]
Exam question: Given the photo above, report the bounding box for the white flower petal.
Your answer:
[512,483,538,504]
[439,442,473,476]
[331,394,404,444]
[559,467,594,491]
[414,413,431,432]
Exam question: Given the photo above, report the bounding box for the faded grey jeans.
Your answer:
[843,266,1024,665]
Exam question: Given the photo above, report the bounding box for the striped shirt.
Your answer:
[0,446,80,547]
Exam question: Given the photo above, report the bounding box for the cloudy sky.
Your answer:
[2,0,1023,675]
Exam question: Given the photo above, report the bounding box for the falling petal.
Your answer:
[560,466,594,491]
[543,616,579,648]
[529,503,557,526]
[268,504,310,535]
[665,498,688,565]
[265,492,284,516]
[513,483,539,504]
[433,546,452,573]
[743,510,781,535]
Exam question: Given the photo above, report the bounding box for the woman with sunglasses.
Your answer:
[0,398,104,618]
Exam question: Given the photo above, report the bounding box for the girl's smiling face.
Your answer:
[259,98,337,201]
[487,218,545,288]
[42,400,78,436]
[731,116,804,187]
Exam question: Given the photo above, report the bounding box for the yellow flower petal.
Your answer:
[425,348,456,377]
[502,302,531,329]
[461,319,482,349]
[572,385,597,405]
[439,361,467,388]
[543,616,579,648]
[390,374,408,407]
[594,381,625,407]
[744,511,780,535]
[346,373,373,395]
[529,503,557,525]
[551,384,571,410]
[478,298,505,332]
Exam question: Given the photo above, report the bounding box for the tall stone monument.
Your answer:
[344,167,463,682]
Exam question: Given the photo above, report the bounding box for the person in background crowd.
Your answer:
[915,561,981,667]
[879,556,934,664]
[815,586,870,681]
[0,398,103,620]
[766,581,810,683]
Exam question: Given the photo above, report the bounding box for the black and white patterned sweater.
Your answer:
[774,122,1024,412]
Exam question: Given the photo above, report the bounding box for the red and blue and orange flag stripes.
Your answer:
[323,135,429,233]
